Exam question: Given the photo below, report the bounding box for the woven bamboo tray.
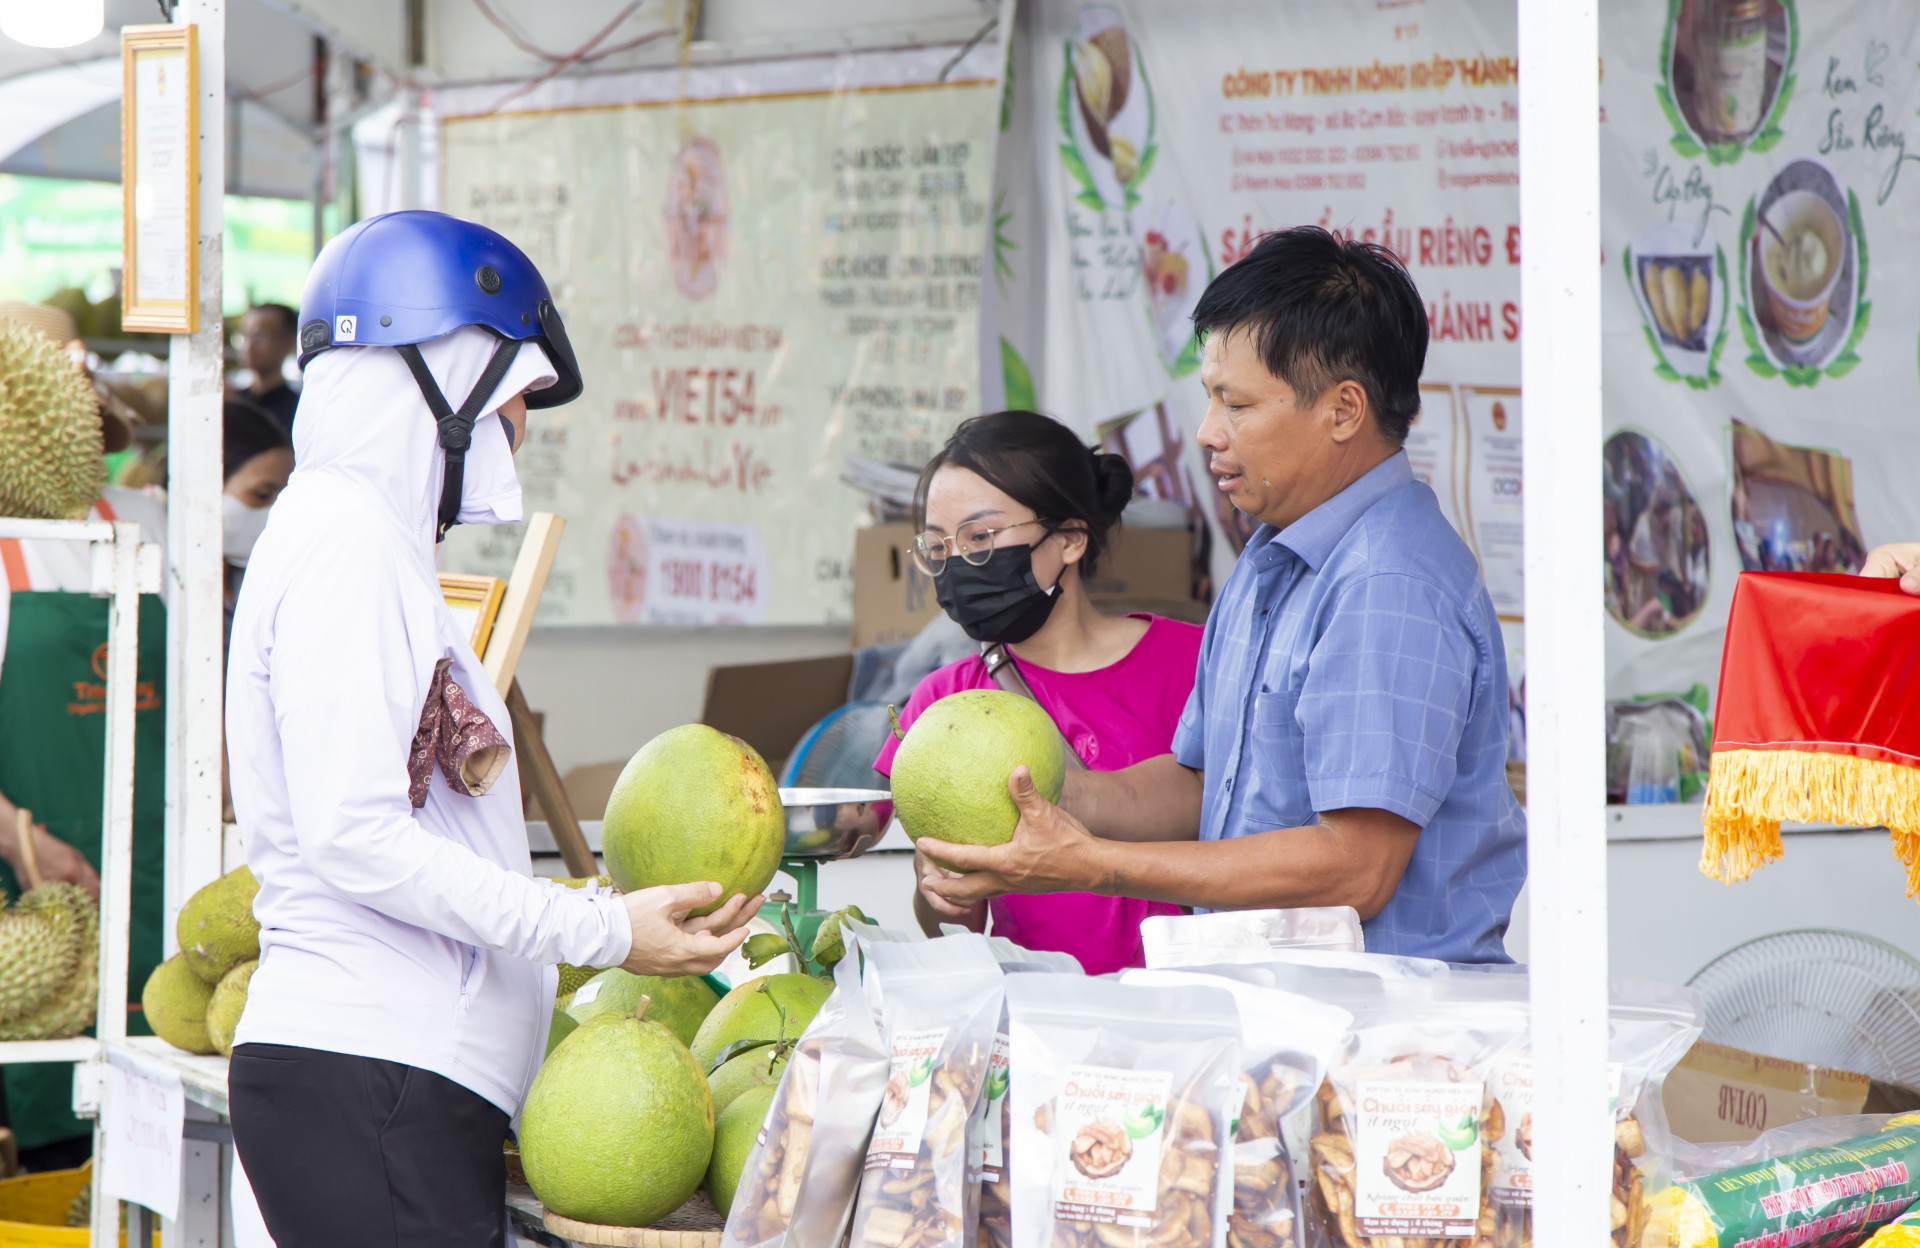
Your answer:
[542,1190,725,1248]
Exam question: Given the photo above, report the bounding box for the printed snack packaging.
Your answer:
[849,935,1006,1248]
[1141,910,1365,968]
[1123,967,1355,1248]
[1278,965,1697,1248]
[970,947,1086,1248]
[722,939,889,1248]
[1642,1112,1920,1248]
[1007,974,1243,1248]
[1864,1196,1920,1246]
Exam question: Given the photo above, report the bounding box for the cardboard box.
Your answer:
[701,653,855,772]
[852,522,1198,648]
[1662,1039,1871,1144]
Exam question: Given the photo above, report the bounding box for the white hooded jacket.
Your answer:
[226,327,631,1115]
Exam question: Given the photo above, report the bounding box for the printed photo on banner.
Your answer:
[1728,419,1865,575]
[1658,0,1796,163]
[1603,429,1711,639]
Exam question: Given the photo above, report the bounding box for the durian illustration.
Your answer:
[0,318,103,520]
[0,883,100,1041]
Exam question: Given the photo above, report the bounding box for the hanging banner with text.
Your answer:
[435,43,1003,625]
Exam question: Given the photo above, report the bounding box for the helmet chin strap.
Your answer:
[395,338,522,542]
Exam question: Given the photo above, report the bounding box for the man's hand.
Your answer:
[0,818,100,903]
[916,767,1108,908]
[1862,543,1920,595]
[618,882,760,977]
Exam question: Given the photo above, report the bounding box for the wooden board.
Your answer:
[482,512,565,695]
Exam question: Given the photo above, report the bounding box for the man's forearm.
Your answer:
[1061,754,1203,843]
[1073,816,1415,917]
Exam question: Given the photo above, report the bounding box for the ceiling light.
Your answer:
[0,0,105,49]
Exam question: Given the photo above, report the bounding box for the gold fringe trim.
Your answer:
[1701,748,1920,896]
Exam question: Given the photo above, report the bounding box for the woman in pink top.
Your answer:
[873,410,1202,975]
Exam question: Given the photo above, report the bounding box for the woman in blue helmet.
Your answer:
[224,211,760,1247]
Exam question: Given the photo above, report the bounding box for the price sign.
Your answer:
[100,1048,185,1222]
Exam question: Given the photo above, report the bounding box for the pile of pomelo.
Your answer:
[519,725,826,1228]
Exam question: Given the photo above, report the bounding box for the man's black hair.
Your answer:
[1190,226,1429,444]
[223,398,292,481]
[251,303,299,336]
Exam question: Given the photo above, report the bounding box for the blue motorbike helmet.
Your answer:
[297,210,584,540]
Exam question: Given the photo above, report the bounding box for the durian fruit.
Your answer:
[177,865,260,985]
[206,959,255,1057]
[0,318,103,521]
[0,883,99,1041]
[142,954,217,1055]
[556,963,598,997]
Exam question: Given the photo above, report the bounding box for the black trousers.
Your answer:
[229,1043,509,1248]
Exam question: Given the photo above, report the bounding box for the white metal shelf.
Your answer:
[0,1038,100,1064]
[0,517,114,543]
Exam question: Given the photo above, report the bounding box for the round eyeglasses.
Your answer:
[911,518,1053,577]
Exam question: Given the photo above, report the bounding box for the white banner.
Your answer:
[100,1048,184,1223]
[435,42,1006,625]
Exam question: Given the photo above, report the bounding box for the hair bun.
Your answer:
[1090,451,1135,522]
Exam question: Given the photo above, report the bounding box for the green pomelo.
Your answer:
[546,996,578,1058]
[142,954,216,1055]
[890,689,1066,847]
[690,974,831,1073]
[205,960,255,1058]
[709,1084,777,1218]
[601,725,785,916]
[567,970,720,1048]
[176,866,261,985]
[520,1011,715,1227]
[707,1046,788,1115]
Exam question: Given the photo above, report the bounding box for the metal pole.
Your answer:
[164,0,226,949]
[1518,0,1610,1241]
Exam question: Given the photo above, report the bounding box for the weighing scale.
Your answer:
[756,787,892,972]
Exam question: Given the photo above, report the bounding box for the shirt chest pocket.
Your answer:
[1244,686,1314,830]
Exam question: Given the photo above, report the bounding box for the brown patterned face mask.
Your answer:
[408,658,512,808]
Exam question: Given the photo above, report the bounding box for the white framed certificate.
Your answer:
[120,24,198,334]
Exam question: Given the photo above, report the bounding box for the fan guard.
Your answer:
[1687,929,1920,1085]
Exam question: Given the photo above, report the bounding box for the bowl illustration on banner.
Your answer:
[1664,0,1793,152]
[1604,429,1712,638]
[606,514,651,624]
[665,136,729,300]
[1137,199,1206,370]
[1744,158,1855,371]
[1062,3,1155,209]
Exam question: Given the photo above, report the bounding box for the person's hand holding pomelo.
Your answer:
[618,881,760,977]
[917,766,1103,905]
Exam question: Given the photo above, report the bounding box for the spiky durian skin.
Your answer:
[0,883,99,1041]
[0,319,104,520]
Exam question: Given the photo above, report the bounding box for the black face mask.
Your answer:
[935,542,1062,644]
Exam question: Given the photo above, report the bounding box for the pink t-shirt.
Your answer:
[874,615,1203,975]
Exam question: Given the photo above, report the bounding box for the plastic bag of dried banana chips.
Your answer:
[849,934,1006,1248]
[1141,910,1365,969]
[1006,974,1242,1248]
[1124,968,1355,1248]
[721,941,889,1248]
[970,955,1086,1248]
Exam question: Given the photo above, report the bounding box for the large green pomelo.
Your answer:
[205,960,255,1058]
[520,1012,715,1227]
[707,1046,789,1115]
[142,954,216,1055]
[601,725,785,916]
[709,1084,777,1218]
[176,866,260,985]
[890,689,1066,847]
[689,974,831,1073]
[567,969,720,1048]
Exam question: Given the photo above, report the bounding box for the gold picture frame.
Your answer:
[440,573,507,656]
[120,24,199,335]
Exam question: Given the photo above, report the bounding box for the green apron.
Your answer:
[0,592,166,1150]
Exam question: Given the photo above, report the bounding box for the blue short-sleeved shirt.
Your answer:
[1171,451,1525,963]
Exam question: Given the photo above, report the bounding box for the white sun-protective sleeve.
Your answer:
[266,527,631,970]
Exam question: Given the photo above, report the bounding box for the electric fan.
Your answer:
[1687,929,1920,1084]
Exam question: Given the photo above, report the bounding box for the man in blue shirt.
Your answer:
[916,227,1526,962]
